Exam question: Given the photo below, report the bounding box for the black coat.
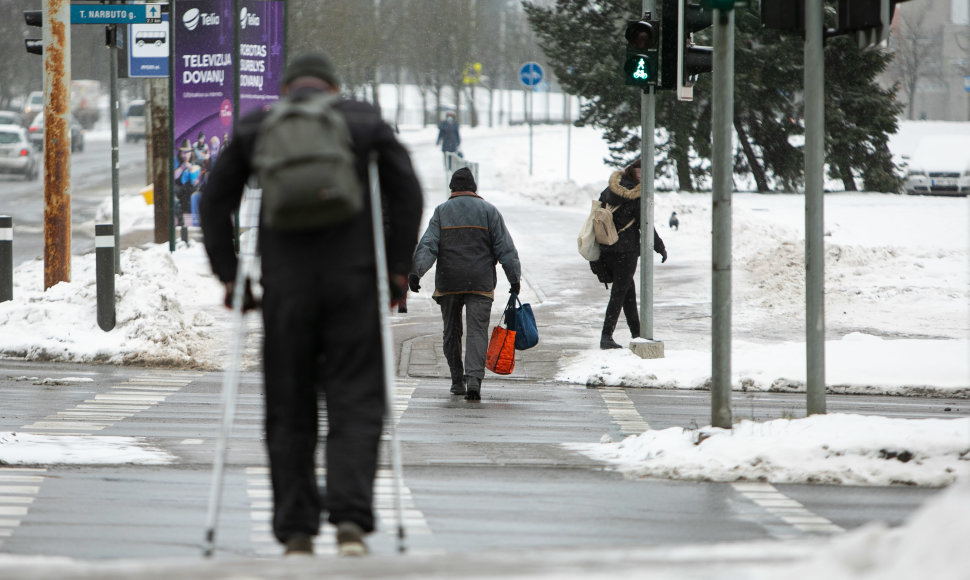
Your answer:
[199,87,423,286]
[597,171,665,256]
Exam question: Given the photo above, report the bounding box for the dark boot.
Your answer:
[450,371,466,395]
[600,335,622,350]
[464,376,481,401]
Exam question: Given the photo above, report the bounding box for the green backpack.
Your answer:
[253,93,363,230]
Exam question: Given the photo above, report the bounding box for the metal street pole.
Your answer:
[634,0,663,359]
[711,7,734,429]
[42,0,71,290]
[109,19,121,273]
[805,0,826,415]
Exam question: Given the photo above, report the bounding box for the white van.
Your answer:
[125,100,147,142]
[904,135,970,197]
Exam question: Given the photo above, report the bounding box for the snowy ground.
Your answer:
[0,120,967,577]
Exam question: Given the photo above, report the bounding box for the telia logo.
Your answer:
[183,8,201,30]
[183,8,220,31]
[239,7,260,29]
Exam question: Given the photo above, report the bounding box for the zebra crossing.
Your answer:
[245,466,432,557]
[21,371,198,434]
[0,468,46,548]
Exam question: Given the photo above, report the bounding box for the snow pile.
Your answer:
[569,414,970,486]
[0,242,227,369]
[561,335,970,396]
[787,480,970,580]
[0,432,175,465]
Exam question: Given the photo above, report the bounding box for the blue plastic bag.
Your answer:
[505,294,538,350]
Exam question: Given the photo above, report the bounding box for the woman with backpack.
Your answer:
[597,159,668,350]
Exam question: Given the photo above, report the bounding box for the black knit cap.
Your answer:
[449,167,477,192]
[281,51,340,88]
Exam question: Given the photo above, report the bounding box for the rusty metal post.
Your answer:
[43,0,71,290]
[149,78,170,245]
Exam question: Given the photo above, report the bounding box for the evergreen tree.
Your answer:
[525,0,903,193]
[824,36,903,193]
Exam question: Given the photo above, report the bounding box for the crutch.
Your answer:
[203,188,261,558]
[367,157,408,553]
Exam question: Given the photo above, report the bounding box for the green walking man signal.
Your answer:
[623,17,660,88]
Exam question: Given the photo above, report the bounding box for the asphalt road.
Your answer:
[0,358,958,562]
[0,132,148,267]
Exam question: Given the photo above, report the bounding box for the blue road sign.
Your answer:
[71,4,163,25]
[519,62,543,88]
[128,13,170,78]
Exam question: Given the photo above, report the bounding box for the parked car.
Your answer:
[22,91,44,125]
[0,124,40,181]
[27,111,85,153]
[904,135,970,197]
[0,110,25,127]
[125,99,147,142]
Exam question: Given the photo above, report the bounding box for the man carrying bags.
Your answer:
[409,168,521,401]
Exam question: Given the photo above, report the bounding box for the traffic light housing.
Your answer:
[661,0,714,100]
[680,1,713,101]
[623,18,660,88]
[24,10,42,55]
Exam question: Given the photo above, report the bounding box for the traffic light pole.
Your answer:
[108,18,121,273]
[636,0,663,359]
[710,7,734,429]
[805,0,826,415]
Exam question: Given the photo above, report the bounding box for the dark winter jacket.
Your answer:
[597,171,666,256]
[199,87,423,286]
[410,192,520,298]
[436,119,461,153]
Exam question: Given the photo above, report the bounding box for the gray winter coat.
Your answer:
[411,192,520,297]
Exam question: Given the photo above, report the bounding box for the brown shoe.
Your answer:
[283,533,313,556]
[336,522,369,557]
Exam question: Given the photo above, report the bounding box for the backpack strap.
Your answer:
[605,203,635,234]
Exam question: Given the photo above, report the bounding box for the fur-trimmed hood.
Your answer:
[608,171,641,200]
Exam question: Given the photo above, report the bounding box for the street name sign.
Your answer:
[71,4,164,24]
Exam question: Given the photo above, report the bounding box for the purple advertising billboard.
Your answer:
[171,0,284,231]
[172,0,235,229]
[237,0,285,117]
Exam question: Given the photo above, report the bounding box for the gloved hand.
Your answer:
[660,249,668,263]
[510,282,520,295]
[408,273,421,293]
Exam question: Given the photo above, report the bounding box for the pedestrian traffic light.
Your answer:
[24,10,43,55]
[623,18,659,88]
[661,0,714,101]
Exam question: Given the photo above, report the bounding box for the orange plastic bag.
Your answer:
[485,325,516,375]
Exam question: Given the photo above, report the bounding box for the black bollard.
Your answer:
[0,216,11,303]
[96,223,115,331]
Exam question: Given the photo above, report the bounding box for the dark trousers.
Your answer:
[600,252,640,339]
[261,266,386,542]
[438,293,493,384]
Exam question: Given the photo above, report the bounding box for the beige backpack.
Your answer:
[591,202,634,246]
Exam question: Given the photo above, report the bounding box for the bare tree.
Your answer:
[889,10,943,120]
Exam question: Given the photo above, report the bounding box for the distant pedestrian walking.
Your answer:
[597,159,667,350]
[436,111,461,168]
[669,211,679,230]
[409,168,521,401]
[199,51,423,557]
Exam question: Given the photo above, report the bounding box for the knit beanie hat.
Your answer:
[449,167,477,192]
[281,52,340,88]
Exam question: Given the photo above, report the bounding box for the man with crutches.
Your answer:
[199,52,423,557]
